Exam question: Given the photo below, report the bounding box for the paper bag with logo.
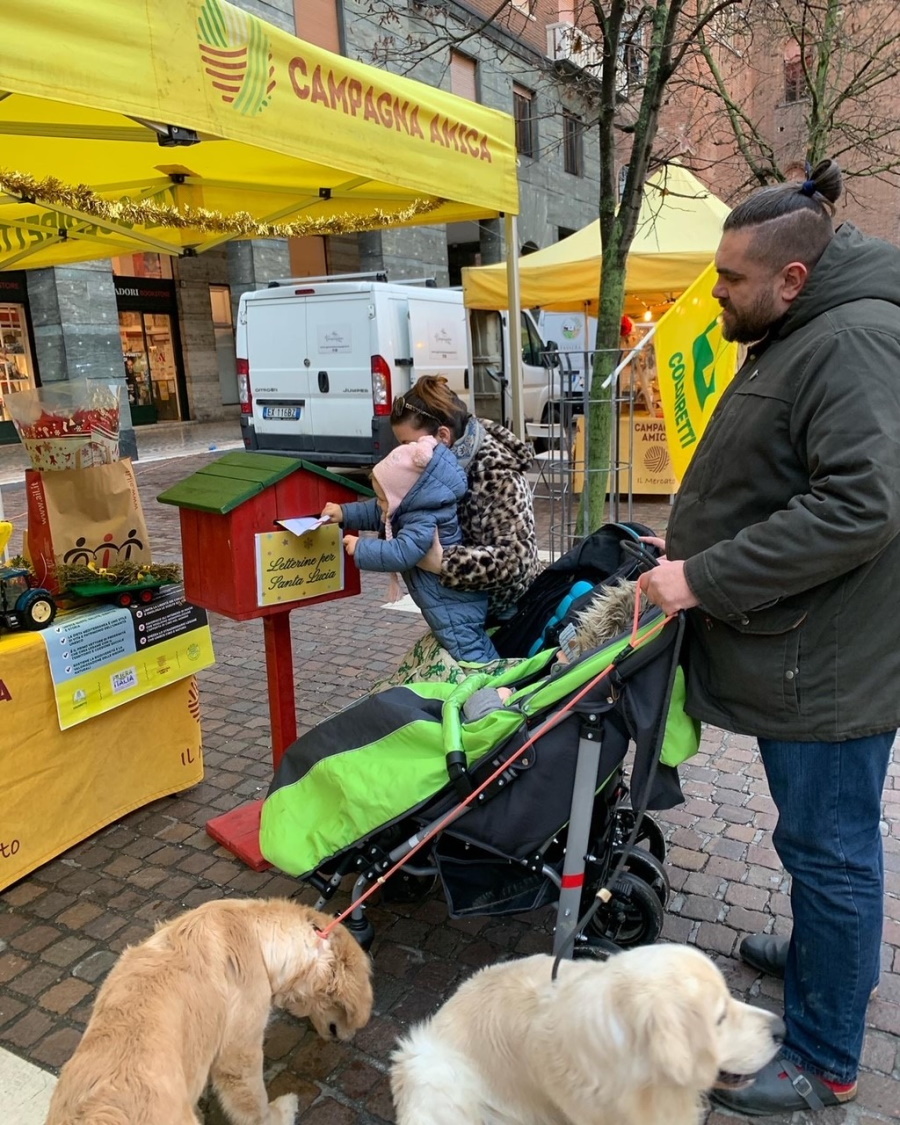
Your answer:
[25,459,151,593]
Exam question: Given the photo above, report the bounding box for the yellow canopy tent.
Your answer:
[461,164,728,313]
[0,0,518,269]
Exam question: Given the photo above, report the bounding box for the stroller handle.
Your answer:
[442,663,531,788]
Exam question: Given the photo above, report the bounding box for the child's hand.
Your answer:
[321,502,343,524]
[343,534,358,557]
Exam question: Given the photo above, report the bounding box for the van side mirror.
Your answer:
[542,341,561,368]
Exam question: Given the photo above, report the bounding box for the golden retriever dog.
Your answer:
[391,944,784,1125]
[46,898,373,1125]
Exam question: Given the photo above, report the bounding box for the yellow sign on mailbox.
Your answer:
[255,522,345,607]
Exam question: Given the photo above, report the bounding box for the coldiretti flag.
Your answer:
[653,262,739,481]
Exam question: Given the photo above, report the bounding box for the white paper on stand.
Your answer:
[276,516,330,536]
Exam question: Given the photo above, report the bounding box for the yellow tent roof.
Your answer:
[0,0,518,269]
[462,164,729,312]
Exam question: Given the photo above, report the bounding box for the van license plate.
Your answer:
[262,406,302,421]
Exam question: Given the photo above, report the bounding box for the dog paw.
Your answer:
[268,1092,299,1123]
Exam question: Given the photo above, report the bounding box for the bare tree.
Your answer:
[358,0,745,530]
[692,0,900,190]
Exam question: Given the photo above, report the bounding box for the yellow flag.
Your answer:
[653,262,739,481]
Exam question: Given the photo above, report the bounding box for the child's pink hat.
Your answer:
[373,435,438,515]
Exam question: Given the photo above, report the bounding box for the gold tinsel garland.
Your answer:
[0,170,445,239]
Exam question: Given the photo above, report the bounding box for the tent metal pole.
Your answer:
[504,212,525,440]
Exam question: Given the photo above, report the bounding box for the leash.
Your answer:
[319,588,673,942]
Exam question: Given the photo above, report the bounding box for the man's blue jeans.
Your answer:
[758,731,895,1084]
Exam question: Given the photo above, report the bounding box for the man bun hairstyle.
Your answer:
[724,158,842,272]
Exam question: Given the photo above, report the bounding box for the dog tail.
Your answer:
[391,1027,481,1125]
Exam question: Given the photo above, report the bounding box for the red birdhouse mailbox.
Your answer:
[158,452,373,868]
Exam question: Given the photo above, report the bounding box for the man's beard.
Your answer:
[720,290,780,344]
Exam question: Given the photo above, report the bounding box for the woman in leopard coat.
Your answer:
[390,375,539,620]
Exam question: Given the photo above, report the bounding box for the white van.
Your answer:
[535,309,596,390]
[237,273,553,465]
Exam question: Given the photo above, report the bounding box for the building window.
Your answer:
[563,112,583,176]
[450,50,478,101]
[110,253,173,279]
[558,227,576,241]
[511,0,537,15]
[513,84,535,158]
[783,42,810,103]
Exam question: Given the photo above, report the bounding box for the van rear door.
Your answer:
[247,295,316,452]
[406,293,469,403]
[303,291,373,459]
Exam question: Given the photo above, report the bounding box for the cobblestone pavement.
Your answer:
[0,449,897,1124]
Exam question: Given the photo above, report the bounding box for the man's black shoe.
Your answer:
[710,1056,856,1116]
[740,933,878,997]
[740,933,787,979]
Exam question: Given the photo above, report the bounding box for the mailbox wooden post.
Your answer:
[158,452,372,869]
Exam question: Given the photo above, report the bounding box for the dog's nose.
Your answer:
[771,1015,786,1044]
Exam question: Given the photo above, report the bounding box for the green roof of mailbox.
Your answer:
[156,451,372,515]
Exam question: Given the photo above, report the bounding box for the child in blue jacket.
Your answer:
[322,436,498,664]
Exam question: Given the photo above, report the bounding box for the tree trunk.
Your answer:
[581,253,628,535]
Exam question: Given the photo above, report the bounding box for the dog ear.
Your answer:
[637,988,720,1089]
[325,927,373,1028]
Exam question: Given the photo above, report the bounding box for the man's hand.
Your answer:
[640,559,699,615]
[343,534,358,557]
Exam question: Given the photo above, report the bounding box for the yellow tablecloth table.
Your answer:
[0,626,203,890]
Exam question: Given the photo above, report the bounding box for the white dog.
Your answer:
[46,898,373,1125]
[391,944,783,1125]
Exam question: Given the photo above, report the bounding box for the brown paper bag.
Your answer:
[25,459,151,593]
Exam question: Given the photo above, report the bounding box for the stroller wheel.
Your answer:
[586,872,664,948]
[614,809,666,862]
[610,846,670,907]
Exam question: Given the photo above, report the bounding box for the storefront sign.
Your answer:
[39,585,215,729]
[0,271,28,303]
[256,522,345,607]
[114,276,177,312]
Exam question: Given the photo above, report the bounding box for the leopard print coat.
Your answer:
[440,418,540,615]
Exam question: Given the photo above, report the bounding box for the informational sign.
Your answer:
[572,412,678,495]
[256,521,345,607]
[40,585,215,729]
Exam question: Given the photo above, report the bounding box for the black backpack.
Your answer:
[491,522,661,659]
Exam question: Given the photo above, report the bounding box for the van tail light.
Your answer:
[237,358,252,415]
[371,355,392,416]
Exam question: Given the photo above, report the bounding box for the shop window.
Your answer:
[0,303,37,424]
[119,311,182,422]
[111,253,174,279]
[450,50,478,101]
[209,284,239,406]
[514,84,535,158]
[563,111,583,176]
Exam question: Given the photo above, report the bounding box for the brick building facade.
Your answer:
[3,1,896,444]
